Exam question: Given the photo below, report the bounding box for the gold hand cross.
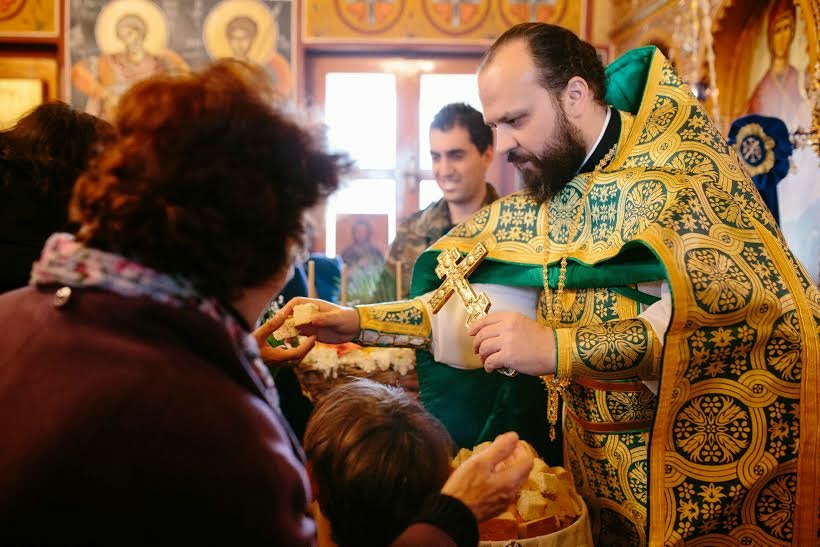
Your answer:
[429,244,490,325]
[429,242,517,377]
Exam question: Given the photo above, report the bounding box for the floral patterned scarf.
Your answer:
[31,233,278,406]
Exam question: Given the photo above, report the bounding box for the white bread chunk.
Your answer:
[540,473,561,496]
[516,490,547,521]
[550,465,572,485]
[526,470,561,496]
[553,482,580,518]
[272,318,300,341]
[292,303,319,326]
[530,457,548,475]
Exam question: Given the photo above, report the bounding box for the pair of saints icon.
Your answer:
[71,0,290,121]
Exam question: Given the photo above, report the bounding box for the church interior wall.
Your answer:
[1,0,817,280]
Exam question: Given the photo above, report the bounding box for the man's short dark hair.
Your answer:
[430,102,493,154]
[481,23,607,106]
[304,379,453,547]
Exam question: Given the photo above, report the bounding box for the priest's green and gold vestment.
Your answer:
[354,47,818,546]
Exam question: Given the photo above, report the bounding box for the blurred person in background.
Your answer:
[0,102,112,293]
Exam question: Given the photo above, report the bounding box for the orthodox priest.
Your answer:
[282,23,818,546]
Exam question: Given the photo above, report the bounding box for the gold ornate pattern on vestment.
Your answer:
[355,299,431,347]
[448,202,492,239]
[622,55,818,546]
[539,281,658,545]
[426,49,818,545]
[576,319,648,372]
[431,192,543,262]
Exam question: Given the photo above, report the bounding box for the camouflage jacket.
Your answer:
[380,183,499,300]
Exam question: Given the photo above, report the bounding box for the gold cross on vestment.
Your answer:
[428,242,517,377]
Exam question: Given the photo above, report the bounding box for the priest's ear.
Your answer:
[561,76,592,119]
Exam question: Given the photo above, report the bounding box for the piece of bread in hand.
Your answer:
[272,303,319,341]
[272,318,300,341]
[292,303,319,326]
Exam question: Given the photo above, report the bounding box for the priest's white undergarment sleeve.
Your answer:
[420,284,540,370]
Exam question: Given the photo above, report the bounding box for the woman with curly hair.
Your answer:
[0,61,532,545]
[0,102,112,292]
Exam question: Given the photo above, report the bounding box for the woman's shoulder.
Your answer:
[0,284,305,476]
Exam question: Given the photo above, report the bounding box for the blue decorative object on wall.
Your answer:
[728,114,793,225]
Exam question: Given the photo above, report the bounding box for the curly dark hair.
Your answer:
[0,102,112,292]
[70,60,345,302]
[481,23,607,106]
[304,379,453,547]
[430,102,494,153]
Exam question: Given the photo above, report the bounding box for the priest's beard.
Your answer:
[507,106,587,204]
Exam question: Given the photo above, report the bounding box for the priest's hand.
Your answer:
[441,432,534,522]
[279,297,360,344]
[468,312,556,376]
[253,305,317,365]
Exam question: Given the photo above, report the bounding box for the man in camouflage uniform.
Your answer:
[383,103,499,299]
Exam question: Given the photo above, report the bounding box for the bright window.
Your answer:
[325,73,396,170]
[418,179,443,210]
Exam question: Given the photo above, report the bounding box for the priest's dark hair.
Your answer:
[304,379,454,547]
[430,102,494,154]
[481,22,607,106]
[70,60,346,303]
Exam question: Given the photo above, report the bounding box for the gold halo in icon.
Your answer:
[203,0,277,64]
[95,0,169,55]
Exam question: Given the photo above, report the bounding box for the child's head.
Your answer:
[304,379,453,546]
